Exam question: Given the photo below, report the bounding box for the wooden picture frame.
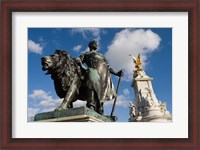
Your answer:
[1,0,199,149]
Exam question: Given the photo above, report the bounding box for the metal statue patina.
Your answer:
[76,41,123,114]
[41,50,87,110]
[41,40,123,116]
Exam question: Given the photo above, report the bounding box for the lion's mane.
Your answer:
[49,50,79,98]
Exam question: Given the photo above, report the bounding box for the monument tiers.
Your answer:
[129,54,172,122]
[35,49,171,122]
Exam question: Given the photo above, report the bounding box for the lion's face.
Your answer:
[41,53,60,71]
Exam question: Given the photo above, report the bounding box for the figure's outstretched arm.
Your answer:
[109,67,123,77]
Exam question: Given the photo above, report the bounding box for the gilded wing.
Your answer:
[129,54,137,63]
[136,53,142,66]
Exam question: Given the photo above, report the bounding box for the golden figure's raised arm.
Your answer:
[129,53,142,69]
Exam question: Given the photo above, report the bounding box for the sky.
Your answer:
[28,28,172,122]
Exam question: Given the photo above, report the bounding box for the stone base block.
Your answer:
[34,107,112,122]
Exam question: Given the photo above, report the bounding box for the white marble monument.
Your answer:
[129,54,172,122]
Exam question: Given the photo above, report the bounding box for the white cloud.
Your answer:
[28,40,43,54]
[123,88,130,95]
[105,29,161,81]
[29,89,63,109]
[116,95,130,107]
[71,28,101,43]
[71,28,106,53]
[28,89,89,122]
[38,36,47,47]
[73,45,82,52]
[42,107,57,113]
[28,107,39,122]
[72,28,100,38]
[37,99,62,108]
[28,89,62,121]
[73,100,87,107]
[29,89,51,100]
[105,94,130,108]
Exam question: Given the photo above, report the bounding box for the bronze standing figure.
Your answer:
[76,40,123,114]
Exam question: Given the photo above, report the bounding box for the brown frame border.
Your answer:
[1,0,199,149]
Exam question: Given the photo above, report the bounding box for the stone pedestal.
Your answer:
[34,107,112,122]
[129,73,172,122]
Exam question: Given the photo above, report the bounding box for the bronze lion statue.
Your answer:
[41,50,87,111]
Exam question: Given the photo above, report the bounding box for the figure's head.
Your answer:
[88,40,97,51]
